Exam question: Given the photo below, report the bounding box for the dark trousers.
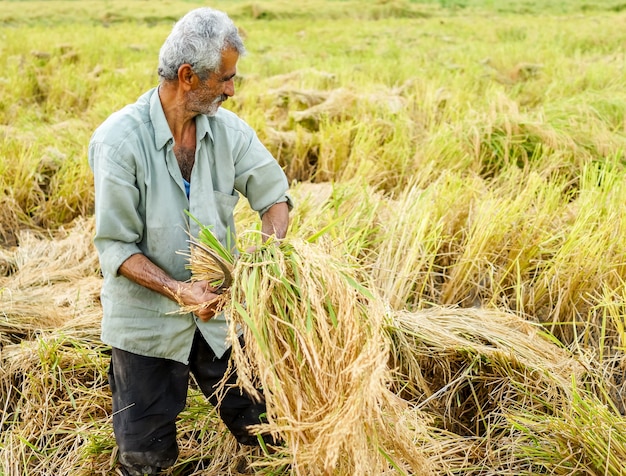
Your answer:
[108,329,268,474]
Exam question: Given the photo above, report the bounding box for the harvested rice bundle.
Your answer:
[386,307,587,437]
[185,225,235,290]
[189,234,433,475]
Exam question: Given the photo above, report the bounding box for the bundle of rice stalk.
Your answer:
[386,307,587,438]
[189,233,433,475]
[185,223,235,288]
[0,276,103,345]
[174,220,236,316]
[0,217,102,344]
[2,217,99,288]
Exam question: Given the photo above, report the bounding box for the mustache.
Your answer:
[212,94,228,104]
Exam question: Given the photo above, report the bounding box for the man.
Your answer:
[88,7,292,476]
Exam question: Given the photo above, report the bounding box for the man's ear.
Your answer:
[178,64,196,90]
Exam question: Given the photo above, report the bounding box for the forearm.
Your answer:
[261,201,290,241]
[118,253,219,321]
[118,253,182,300]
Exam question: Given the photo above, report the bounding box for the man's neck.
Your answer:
[157,82,196,143]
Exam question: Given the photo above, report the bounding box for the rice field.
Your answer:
[2,0,626,474]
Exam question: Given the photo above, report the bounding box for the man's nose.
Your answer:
[224,78,235,97]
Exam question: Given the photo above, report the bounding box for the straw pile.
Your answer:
[0,335,111,475]
[0,217,102,346]
[386,307,586,435]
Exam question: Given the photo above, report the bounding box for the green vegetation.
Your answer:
[3,0,626,474]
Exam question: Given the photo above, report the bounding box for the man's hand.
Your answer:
[178,280,222,322]
[118,253,222,321]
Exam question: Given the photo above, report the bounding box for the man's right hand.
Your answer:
[118,254,222,322]
[179,280,222,322]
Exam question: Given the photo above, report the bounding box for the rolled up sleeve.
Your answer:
[89,141,143,276]
[232,128,292,217]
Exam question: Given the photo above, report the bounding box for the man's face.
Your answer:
[188,47,238,117]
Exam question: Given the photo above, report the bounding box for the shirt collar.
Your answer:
[150,87,215,149]
[150,87,173,150]
[195,113,213,143]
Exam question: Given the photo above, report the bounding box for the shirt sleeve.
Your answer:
[88,140,144,276]
[232,126,293,217]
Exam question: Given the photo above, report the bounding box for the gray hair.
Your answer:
[157,8,245,81]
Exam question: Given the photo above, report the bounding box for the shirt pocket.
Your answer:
[213,190,240,244]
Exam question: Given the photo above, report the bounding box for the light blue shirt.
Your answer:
[88,87,292,363]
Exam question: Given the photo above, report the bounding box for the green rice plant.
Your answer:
[506,383,626,475]
[525,158,626,346]
[433,173,531,308]
[366,182,445,309]
[0,138,48,224]
[593,280,626,363]
[305,119,356,183]
[464,92,592,181]
[345,115,417,194]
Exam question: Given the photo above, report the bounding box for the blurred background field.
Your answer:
[2,0,626,474]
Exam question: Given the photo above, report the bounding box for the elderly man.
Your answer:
[88,7,291,475]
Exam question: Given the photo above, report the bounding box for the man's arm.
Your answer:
[261,201,290,241]
[118,253,220,322]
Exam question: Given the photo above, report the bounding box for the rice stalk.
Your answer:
[0,277,102,346]
[0,335,112,475]
[439,185,532,308]
[0,333,243,476]
[368,182,444,310]
[0,216,99,288]
[528,159,626,345]
[0,217,102,345]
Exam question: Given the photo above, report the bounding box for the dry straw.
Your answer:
[0,330,260,475]
[0,335,111,475]
[386,307,586,432]
[0,217,102,346]
[190,232,434,475]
